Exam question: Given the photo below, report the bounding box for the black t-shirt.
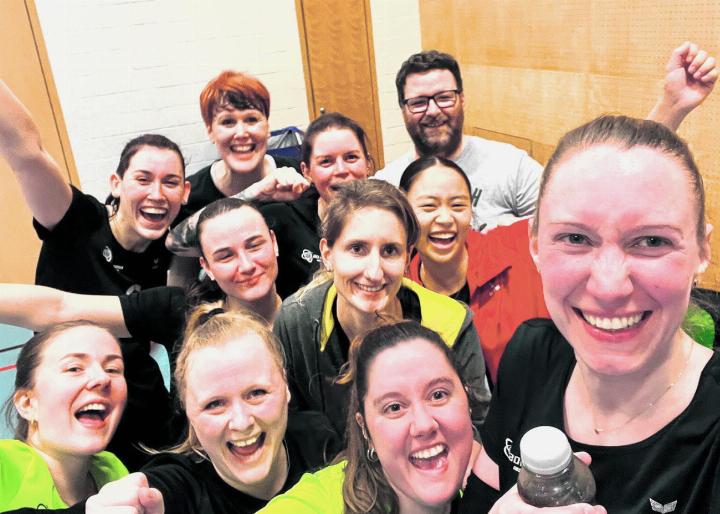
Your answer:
[33,186,175,471]
[34,186,170,295]
[461,318,720,514]
[119,286,187,352]
[260,187,322,299]
[176,156,301,225]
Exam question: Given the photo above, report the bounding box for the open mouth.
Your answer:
[409,443,448,470]
[228,432,265,458]
[354,282,385,293]
[139,207,168,224]
[574,308,650,331]
[74,403,109,426]
[428,233,457,248]
[230,143,256,154]
[421,118,446,129]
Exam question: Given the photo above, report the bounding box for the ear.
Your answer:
[320,238,333,270]
[355,412,365,432]
[529,222,540,272]
[697,223,713,275]
[206,124,215,144]
[199,256,215,281]
[270,230,279,258]
[181,180,192,205]
[404,244,413,270]
[13,389,36,423]
[109,173,123,199]
[459,91,465,108]
[300,161,311,181]
[285,384,291,405]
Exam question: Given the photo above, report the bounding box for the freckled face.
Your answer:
[321,207,409,316]
[362,339,472,512]
[532,144,709,376]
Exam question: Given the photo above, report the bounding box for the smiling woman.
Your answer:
[0,321,128,510]
[272,179,490,443]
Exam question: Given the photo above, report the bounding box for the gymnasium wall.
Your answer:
[419,0,720,288]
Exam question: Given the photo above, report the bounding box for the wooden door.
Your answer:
[0,0,78,283]
[296,0,384,168]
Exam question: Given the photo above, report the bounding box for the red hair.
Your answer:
[199,70,271,127]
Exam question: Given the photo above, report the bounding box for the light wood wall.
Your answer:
[419,0,720,288]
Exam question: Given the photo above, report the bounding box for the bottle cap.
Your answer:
[520,426,573,475]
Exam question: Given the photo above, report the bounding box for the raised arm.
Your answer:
[0,80,72,230]
[0,283,129,337]
[647,42,717,131]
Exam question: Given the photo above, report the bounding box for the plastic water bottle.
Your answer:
[517,426,596,507]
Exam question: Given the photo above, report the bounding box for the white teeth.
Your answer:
[230,435,259,448]
[141,208,167,215]
[355,283,383,293]
[582,312,643,330]
[231,144,253,152]
[411,444,445,460]
[429,233,455,241]
[79,403,106,413]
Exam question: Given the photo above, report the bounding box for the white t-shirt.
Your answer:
[374,135,542,230]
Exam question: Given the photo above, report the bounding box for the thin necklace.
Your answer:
[580,342,694,435]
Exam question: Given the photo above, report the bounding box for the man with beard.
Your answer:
[374,50,541,230]
[375,46,717,230]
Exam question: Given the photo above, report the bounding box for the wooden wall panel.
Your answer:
[420,0,720,288]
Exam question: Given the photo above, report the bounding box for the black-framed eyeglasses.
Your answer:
[403,89,460,114]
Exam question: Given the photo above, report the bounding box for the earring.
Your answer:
[366,446,378,462]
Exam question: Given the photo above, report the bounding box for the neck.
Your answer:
[29,440,94,505]
[337,294,403,343]
[419,248,468,296]
[317,196,328,222]
[225,288,281,325]
[398,496,452,514]
[108,209,151,252]
[211,159,265,197]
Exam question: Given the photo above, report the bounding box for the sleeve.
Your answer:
[452,311,491,433]
[512,153,542,218]
[258,465,345,514]
[118,287,186,349]
[272,304,307,413]
[32,186,102,240]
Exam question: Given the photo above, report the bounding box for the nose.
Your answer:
[86,365,111,390]
[229,403,254,432]
[363,251,383,281]
[235,251,256,275]
[234,121,249,138]
[425,97,442,117]
[586,245,633,304]
[435,206,453,224]
[333,158,349,176]
[410,403,439,437]
[148,179,163,199]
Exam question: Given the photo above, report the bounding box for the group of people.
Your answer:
[0,41,719,514]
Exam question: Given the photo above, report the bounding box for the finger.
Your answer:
[574,451,592,466]
[139,487,165,514]
[688,49,708,75]
[700,68,719,85]
[694,56,717,80]
[667,41,691,71]
[686,42,699,64]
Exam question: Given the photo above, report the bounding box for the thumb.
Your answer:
[138,487,164,514]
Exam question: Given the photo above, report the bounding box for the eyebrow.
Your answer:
[548,221,684,236]
[61,353,123,362]
[371,376,456,408]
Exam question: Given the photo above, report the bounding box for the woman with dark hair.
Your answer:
[462,116,720,513]
[273,179,490,441]
[258,320,475,514]
[399,156,548,385]
[1,321,128,510]
[170,111,375,298]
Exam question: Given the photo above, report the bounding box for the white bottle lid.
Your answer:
[520,426,573,475]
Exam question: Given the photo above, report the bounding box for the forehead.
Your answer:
[407,165,470,198]
[126,146,184,177]
[311,128,362,156]
[337,207,406,242]
[212,105,266,121]
[404,69,458,97]
[185,335,282,396]
[540,144,696,232]
[41,326,120,364]
[365,339,459,397]
[200,207,269,246]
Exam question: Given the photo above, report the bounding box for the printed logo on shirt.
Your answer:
[301,248,321,264]
[152,257,160,269]
[649,499,677,513]
[503,437,522,472]
[126,284,142,295]
[103,245,113,262]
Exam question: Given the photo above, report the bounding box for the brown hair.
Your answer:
[533,115,707,248]
[3,321,119,440]
[300,112,373,170]
[167,303,286,457]
[199,70,270,127]
[337,320,466,514]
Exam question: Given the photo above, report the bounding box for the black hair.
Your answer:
[398,155,472,197]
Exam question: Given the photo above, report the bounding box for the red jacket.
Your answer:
[407,219,549,384]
